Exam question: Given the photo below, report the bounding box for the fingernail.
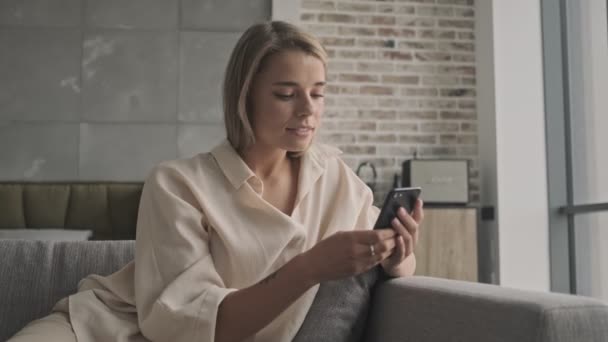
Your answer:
[399,207,407,215]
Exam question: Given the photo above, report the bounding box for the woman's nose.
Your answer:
[297,96,315,117]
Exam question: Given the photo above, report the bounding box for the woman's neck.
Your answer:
[241,143,291,181]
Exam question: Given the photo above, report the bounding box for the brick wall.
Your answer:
[298,0,479,204]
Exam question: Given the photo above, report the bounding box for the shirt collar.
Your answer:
[210,139,342,192]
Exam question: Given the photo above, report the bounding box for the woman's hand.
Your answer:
[300,228,399,284]
[380,199,424,275]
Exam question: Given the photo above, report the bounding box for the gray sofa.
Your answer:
[1,239,608,342]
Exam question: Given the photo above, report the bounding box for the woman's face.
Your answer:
[248,50,326,153]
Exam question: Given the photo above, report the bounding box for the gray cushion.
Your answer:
[0,240,135,341]
[365,276,608,342]
[293,266,381,342]
[0,229,92,241]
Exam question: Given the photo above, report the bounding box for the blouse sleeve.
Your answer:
[134,164,236,342]
[354,185,381,231]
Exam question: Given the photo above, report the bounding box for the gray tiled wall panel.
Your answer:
[0,123,79,180]
[0,29,81,121]
[178,124,226,158]
[79,124,177,181]
[85,0,178,29]
[0,0,81,27]
[181,0,270,31]
[81,31,178,122]
[179,32,240,123]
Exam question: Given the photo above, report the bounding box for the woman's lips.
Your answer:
[286,127,314,137]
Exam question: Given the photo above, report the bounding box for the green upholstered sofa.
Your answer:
[0,182,143,240]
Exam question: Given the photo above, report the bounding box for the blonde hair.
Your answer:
[222,21,328,154]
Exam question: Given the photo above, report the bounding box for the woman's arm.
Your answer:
[215,253,314,342]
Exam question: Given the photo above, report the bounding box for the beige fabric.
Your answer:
[8,312,76,342]
[49,139,380,342]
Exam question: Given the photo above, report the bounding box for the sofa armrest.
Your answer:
[364,276,608,342]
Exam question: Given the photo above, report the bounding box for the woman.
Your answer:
[10,21,423,342]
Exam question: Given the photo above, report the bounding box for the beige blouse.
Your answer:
[54,139,380,342]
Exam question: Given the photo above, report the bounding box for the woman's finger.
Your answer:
[397,208,419,243]
[412,199,424,223]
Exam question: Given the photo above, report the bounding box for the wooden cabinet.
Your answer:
[414,207,478,282]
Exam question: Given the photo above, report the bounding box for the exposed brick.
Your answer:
[319,13,357,23]
[438,42,474,52]
[453,53,475,62]
[397,17,435,27]
[378,27,416,38]
[438,19,474,29]
[395,5,416,14]
[358,15,397,25]
[323,109,358,119]
[398,41,436,50]
[419,146,459,156]
[357,62,394,72]
[337,85,359,94]
[459,100,476,109]
[403,0,436,3]
[338,26,377,36]
[328,61,355,72]
[399,110,438,120]
[337,50,376,59]
[395,64,436,73]
[357,38,396,48]
[377,98,419,108]
[378,122,419,132]
[422,75,460,85]
[461,77,476,85]
[460,122,477,132]
[401,88,439,97]
[437,0,474,5]
[340,145,376,155]
[320,37,355,47]
[377,4,396,13]
[458,146,478,155]
[304,24,338,35]
[458,31,475,40]
[377,145,418,156]
[382,75,420,85]
[414,52,451,62]
[337,3,376,12]
[437,65,475,75]
[360,85,395,95]
[419,29,456,39]
[440,88,476,97]
[417,6,454,17]
[339,73,379,83]
[440,134,477,145]
[302,0,336,11]
[416,99,458,109]
[357,133,398,143]
[420,122,459,133]
[301,13,316,21]
[380,51,413,60]
[440,110,476,119]
[454,8,475,18]
[358,110,397,120]
[356,157,396,168]
[319,132,356,144]
[325,84,340,94]
[335,96,377,108]
[323,120,377,131]
[399,134,437,144]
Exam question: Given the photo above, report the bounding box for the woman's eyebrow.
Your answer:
[272,81,326,86]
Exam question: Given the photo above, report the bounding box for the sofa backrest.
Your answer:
[0,182,143,240]
[0,239,135,341]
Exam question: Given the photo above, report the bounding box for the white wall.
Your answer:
[567,0,608,301]
[476,0,551,291]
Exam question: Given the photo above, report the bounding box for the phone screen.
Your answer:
[373,187,421,229]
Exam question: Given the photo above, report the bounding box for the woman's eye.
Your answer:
[312,93,324,99]
[274,93,294,100]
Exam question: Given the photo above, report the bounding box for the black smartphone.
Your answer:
[373,187,422,229]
